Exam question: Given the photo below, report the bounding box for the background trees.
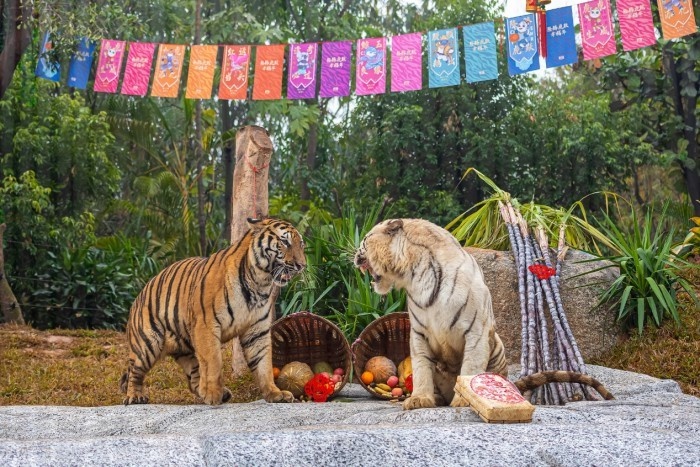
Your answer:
[0,0,696,329]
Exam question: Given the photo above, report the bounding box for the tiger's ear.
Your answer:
[385,219,403,236]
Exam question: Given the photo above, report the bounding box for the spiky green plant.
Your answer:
[584,205,699,335]
[446,168,618,255]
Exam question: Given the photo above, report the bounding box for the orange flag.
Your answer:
[219,45,251,100]
[252,45,286,100]
[185,45,218,99]
[151,44,186,98]
[657,0,697,40]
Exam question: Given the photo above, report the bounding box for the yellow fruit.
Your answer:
[276,361,314,397]
[361,370,374,385]
[398,356,412,385]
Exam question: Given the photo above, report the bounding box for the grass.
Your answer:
[1,267,698,406]
[0,326,261,406]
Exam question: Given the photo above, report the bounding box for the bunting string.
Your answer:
[35,0,698,100]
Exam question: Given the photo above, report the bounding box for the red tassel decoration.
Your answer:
[538,10,547,58]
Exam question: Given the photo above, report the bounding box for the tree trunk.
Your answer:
[300,120,318,208]
[0,0,31,100]
[0,224,24,324]
[221,100,234,243]
[663,45,700,216]
[229,125,276,377]
[193,0,207,254]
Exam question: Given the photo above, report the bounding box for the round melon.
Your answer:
[364,356,397,384]
[313,361,333,375]
[276,361,314,397]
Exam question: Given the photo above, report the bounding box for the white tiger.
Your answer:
[354,218,508,410]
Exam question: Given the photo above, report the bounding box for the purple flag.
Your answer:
[320,41,352,98]
[356,37,386,96]
[391,33,423,93]
[287,43,318,99]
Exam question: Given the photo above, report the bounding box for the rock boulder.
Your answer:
[466,247,623,364]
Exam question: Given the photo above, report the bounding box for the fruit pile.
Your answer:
[360,355,413,399]
[273,361,345,402]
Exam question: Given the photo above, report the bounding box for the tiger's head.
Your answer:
[248,218,306,287]
[354,219,407,295]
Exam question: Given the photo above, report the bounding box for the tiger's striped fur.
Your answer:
[354,218,507,410]
[120,218,305,405]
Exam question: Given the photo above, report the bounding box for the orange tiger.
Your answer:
[119,217,305,405]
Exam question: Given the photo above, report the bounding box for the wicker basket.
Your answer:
[271,311,352,399]
[351,312,411,400]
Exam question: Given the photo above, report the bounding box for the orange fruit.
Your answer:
[272,367,280,379]
[361,370,374,385]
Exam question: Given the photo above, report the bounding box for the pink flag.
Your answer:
[617,0,656,51]
[94,39,126,93]
[121,43,156,96]
[577,0,617,60]
[356,37,386,96]
[391,33,423,93]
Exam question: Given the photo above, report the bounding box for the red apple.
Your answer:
[386,375,399,388]
[333,367,344,376]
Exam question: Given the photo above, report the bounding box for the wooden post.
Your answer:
[229,126,276,377]
[0,224,24,325]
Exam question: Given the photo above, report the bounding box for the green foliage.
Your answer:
[278,201,405,339]
[447,168,616,254]
[673,217,700,259]
[29,234,158,329]
[584,205,699,335]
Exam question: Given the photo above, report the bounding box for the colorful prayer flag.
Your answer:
[67,37,95,89]
[356,37,386,96]
[36,33,60,82]
[577,0,617,61]
[185,45,218,99]
[219,45,250,100]
[150,44,186,98]
[252,44,286,100]
[463,22,498,83]
[391,33,423,93]
[319,41,352,98]
[94,39,126,93]
[428,28,461,88]
[287,43,318,100]
[506,14,540,75]
[121,42,156,96]
[657,0,697,40]
[544,7,577,69]
[617,0,657,51]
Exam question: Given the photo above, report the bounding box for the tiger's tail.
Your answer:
[514,370,615,401]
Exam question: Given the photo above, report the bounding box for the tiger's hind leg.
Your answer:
[123,323,164,405]
[174,353,232,403]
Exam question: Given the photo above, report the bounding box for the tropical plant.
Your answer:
[278,200,405,339]
[583,205,699,335]
[446,168,617,254]
[673,216,700,259]
[29,234,158,329]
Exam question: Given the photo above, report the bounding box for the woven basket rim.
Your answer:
[351,311,411,401]
[271,310,353,398]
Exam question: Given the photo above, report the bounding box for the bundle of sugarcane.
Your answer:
[499,200,599,405]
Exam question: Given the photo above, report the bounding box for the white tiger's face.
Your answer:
[354,219,405,295]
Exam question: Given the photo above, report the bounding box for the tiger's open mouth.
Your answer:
[273,266,299,287]
[354,254,382,284]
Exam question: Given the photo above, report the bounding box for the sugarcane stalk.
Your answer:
[506,202,531,379]
[518,215,539,378]
[556,223,567,279]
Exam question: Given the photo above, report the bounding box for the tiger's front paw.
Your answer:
[403,394,436,410]
[200,386,225,405]
[123,395,149,405]
[264,389,295,403]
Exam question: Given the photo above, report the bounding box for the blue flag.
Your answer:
[505,14,540,76]
[545,7,577,69]
[35,33,60,82]
[463,22,498,83]
[67,38,96,89]
[428,28,461,88]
